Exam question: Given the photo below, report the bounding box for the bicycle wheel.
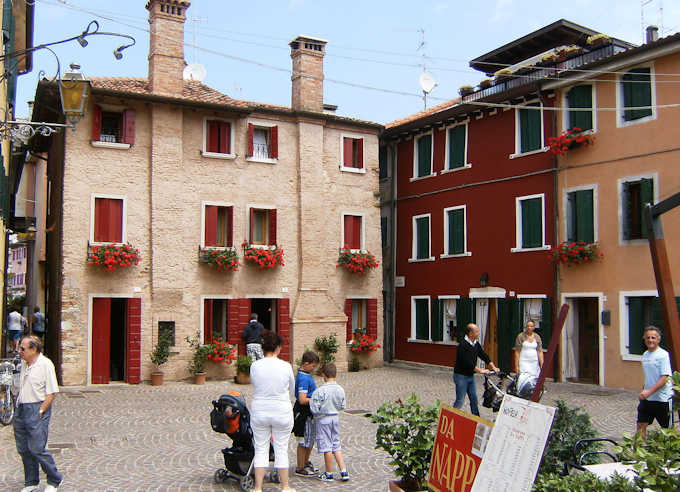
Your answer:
[0,387,14,425]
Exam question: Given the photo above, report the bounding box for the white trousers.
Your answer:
[250,400,293,468]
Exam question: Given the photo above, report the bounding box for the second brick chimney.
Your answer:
[146,0,190,97]
[290,36,327,113]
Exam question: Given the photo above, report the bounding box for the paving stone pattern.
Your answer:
[0,364,644,491]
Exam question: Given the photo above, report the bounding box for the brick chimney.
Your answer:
[290,35,327,112]
[146,0,190,96]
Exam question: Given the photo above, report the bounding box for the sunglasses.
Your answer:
[18,345,32,351]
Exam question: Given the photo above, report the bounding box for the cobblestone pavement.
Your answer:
[0,363,645,492]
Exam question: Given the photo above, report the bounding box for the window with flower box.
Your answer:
[566,187,595,243]
[565,85,594,132]
[412,133,433,179]
[512,194,549,252]
[345,298,378,342]
[202,118,233,158]
[90,195,125,244]
[341,134,364,172]
[247,122,278,162]
[249,207,277,246]
[619,66,654,125]
[202,203,233,248]
[620,176,655,241]
[410,214,433,261]
[91,105,135,148]
[342,214,363,250]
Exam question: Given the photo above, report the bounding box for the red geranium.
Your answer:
[548,127,596,156]
[349,333,381,353]
[88,243,141,272]
[206,338,236,364]
[337,245,379,275]
[241,241,285,269]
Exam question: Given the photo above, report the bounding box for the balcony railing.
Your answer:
[252,142,270,159]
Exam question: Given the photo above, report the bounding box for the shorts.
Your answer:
[297,416,316,448]
[246,343,264,361]
[315,416,341,453]
[637,399,670,428]
[8,330,22,341]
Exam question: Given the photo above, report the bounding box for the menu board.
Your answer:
[470,395,555,492]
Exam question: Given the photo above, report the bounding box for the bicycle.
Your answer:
[0,352,21,425]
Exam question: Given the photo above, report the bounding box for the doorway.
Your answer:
[92,297,129,384]
[563,296,601,384]
[251,298,277,332]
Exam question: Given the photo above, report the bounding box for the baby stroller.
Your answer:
[482,371,544,413]
[211,391,278,491]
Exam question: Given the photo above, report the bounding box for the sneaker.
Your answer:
[304,461,319,473]
[340,470,350,481]
[20,487,39,492]
[44,486,59,492]
[294,467,315,477]
[318,472,334,482]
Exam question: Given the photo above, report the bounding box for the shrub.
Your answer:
[236,355,252,375]
[150,332,172,369]
[185,331,210,375]
[314,333,339,369]
[617,428,680,491]
[533,472,637,491]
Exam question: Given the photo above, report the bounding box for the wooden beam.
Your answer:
[532,303,569,402]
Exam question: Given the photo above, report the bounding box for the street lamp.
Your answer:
[59,64,90,126]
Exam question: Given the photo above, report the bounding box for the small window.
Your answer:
[566,85,593,131]
[379,146,388,179]
[518,102,542,154]
[566,189,594,243]
[414,133,432,178]
[447,124,467,170]
[249,208,277,246]
[622,68,652,122]
[626,296,660,356]
[514,195,546,251]
[158,321,176,347]
[205,120,232,155]
[204,205,233,247]
[444,206,467,256]
[412,297,430,341]
[343,214,363,250]
[622,178,654,240]
[342,137,364,170]
[92,197,124,243]
[247,123,278,160]
[351,299,366,334]
[412,214,431,260]
[91,106,135,145]
[101,112,121,142]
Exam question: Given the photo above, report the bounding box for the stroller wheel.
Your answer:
[268,470,280,483]
[214,468,227,483]
[240,474,255,491]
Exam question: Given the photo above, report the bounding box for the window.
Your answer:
[620,292,670,358]
[247,122,278,161]
[91,105,135,147]
[445,124,469,171]
[203,298,228,343]
[342,214,363,250]
[566,85,594,131]
[158,321,176,347]
[621,67,653,123]
[379,146,388,179]
[203,119,233,157]
[203,204,233,248]
[443,205,469,256]
[621,177,654,241]
[413,133,433,179]
[437,297,461,343]
[249,208,277,246]
[411,296,430,341]
[341,135,364,171]
[381,216,388,249]
[516,296,552,346]
[515,102,543,155]
[345,298,378,341]
[411,214,432,261]
[513,194,548,251]
[566,188,595,243]
[91,196,124,244]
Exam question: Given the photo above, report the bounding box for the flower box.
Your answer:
[198,246,239,272]
[548,127,596,156]
[458,85,474,97]
[337,247,379,275]
[88,243,141,272]
[349,332,381,354]
[242,241,285,269]
[549,241,603,266]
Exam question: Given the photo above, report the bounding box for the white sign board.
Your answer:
[470,395,555,492]
[395,276,405,287]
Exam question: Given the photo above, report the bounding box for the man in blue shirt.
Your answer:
[637,326,672,438]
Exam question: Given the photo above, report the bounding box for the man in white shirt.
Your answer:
[7,309,26,352]
[636,326,673,439]
[14,336,63,492]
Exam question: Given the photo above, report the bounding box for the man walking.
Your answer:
[242,313,265,361]
[7,309,26,352]
[636,326,672,438]
[14,335,63,492]
[31,307,46,343]
[453,323,499,416]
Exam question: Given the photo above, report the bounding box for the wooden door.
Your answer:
[577,298,599,383]
[483,300,498,365]
[92,298,111,384]
[125,298,141,384]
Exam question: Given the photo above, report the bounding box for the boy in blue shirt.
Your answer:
[294,350,319,477]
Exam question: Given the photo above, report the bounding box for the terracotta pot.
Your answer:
[388,479,427,492]
[150,371,164,386]
[193,372,206,385]
[235,372,251,384]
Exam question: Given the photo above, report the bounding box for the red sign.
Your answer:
[428,404,494,492]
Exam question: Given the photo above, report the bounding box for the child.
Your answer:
[310,362,349,482]
[294,350,320,477]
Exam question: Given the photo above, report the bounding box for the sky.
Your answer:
[15,0,680,124]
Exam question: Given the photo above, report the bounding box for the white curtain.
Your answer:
[564,302,578,379]
[475,299,489,369]
[524,298,543,326]
[444,299,457,342]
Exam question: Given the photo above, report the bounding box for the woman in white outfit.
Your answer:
[513,320,543,377]
[249,331,296,492]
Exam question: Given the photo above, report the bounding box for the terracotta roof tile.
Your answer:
[385,97,460,129]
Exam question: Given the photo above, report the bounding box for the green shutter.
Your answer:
[416,216,430,259]
[431,299,443,342]
[448,125,466,169]
[497,298,521,372]
[622,182,631,240]
[628,297,646,355]
[520,103,541,153]
[567,192,576,242]
[521,198,543,248]
[448,208,465,255]
[639,178,653,239]
[541,298,553,347]
[567,85,593,131]
[415,299,430,340]
[575,189,594,243]
[417,134,432,177]
[455,298,474,343]
[623,69,652,121]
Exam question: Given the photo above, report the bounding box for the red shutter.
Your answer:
[122,109,136,146]
[204,205,218,247]
[343,215,352,248]
[277,298,291,362]
[344,216,360,250]
[353,216,362,249]
[356,139,363,169]
[94,198,107,242]
[126,298,142,384]
[91,105,102,141]
[227,299,240,345]
[249,208,255,243]
[238,298,251,356]
[219,122,230,154]
[367,298,378,339]
[343,137,353,167]
[345,299,353,341]
[268,209,277,246]
[109,199,123,243]
[226,206,234,247]
[207,120,218,153]
[270,125,278,158]
[92,298,111,384]
[247,123,254,157]
[204,299,213,343]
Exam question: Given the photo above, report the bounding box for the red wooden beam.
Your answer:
[532,303,569,402]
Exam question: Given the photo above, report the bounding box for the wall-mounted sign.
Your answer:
[395,276,405,287]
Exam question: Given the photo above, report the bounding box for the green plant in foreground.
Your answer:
[314,333,339,368]
[185,331,210,375]
[533,471,637,492]
[150,332,172,369]
[235,355,252,375]
[616,428,680,492]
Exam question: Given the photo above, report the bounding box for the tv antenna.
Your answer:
[184,17,208,82]
[417,28,437,109]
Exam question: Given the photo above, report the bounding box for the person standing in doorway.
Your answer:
[31,307,46,343]
[636,326,672,439]
[14,335,63,492]
[242,313,265,361]
[453,323,499,416]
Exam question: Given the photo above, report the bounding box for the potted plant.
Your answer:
[586,33,611,48]
[88,243,141,272]
[241,240,285,269]
[314,332,339,374]
[198,247,239,272]
[235,355,252,384]
[185,331,210,384]
[549,241,603,266]
[336,246,379,275]
[149,332,172,386]
[458,85,474,97]
[478,78,492,89]
[371,393,440,491]
[548,127,596,156]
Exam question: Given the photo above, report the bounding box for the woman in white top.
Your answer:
[513,320,544,377]
[249,331,296,492]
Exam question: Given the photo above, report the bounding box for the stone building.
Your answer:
[29,0,383,385]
